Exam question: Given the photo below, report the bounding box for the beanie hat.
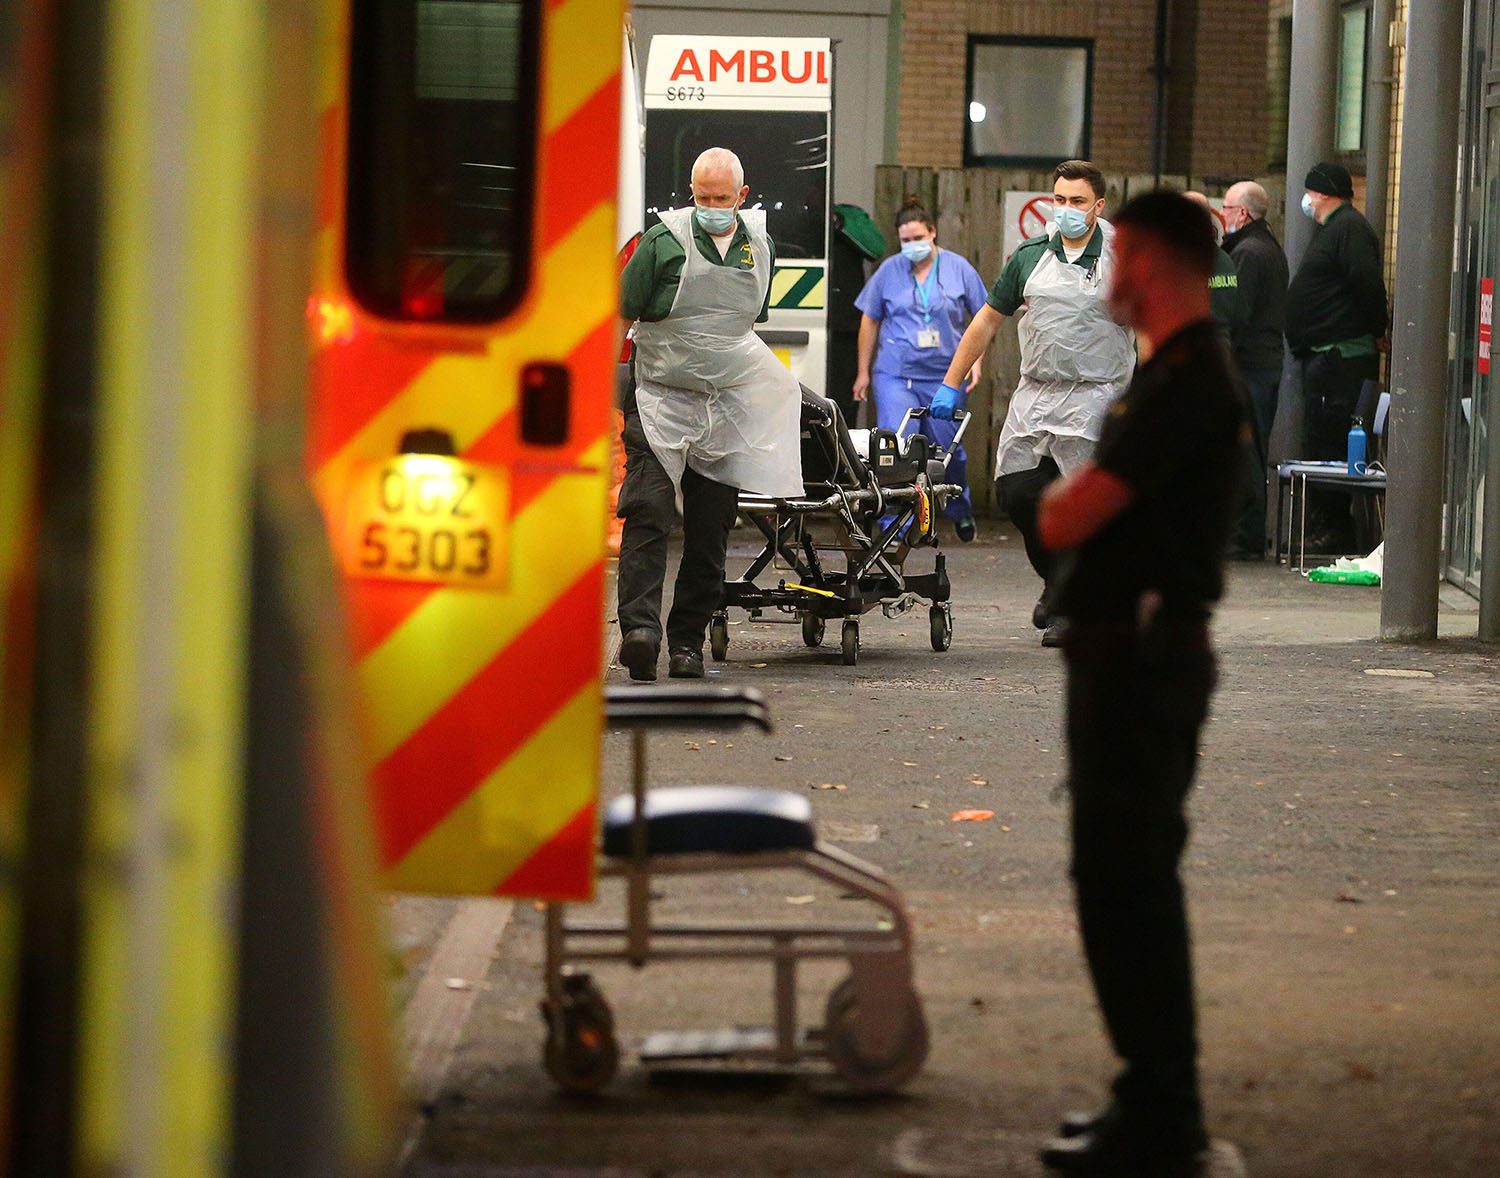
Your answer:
[1305,162,1355,199]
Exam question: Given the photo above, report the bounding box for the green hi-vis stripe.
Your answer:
[770,266,826,310]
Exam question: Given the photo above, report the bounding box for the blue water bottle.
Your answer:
[1347,417,1367,476]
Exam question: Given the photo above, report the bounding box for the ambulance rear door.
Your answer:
[642,35,831,395]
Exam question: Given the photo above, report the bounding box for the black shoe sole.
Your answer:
[619,634,658,682]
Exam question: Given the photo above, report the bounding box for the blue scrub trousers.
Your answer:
[871,373,972,521]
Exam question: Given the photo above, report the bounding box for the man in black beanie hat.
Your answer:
[1284,161,1388,552]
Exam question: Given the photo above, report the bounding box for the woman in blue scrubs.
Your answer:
[853,199,989,541]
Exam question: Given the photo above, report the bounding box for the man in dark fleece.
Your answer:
[1221,180,1289,558]
[1284,161,1388,552]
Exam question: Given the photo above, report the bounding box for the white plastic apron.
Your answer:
[995,220,1135,478]
[632,207,802,498]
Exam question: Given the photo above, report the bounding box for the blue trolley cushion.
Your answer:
[602,786,817,857]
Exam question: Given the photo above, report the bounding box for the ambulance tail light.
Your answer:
[520,362,571,446]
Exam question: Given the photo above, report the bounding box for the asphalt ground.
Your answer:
[396,528,1499,1178]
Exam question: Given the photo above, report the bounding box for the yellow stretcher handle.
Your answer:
[783,582,838,599]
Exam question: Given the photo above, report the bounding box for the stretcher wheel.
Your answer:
[841,620,859,666]
[823,977,929,1094]
[709,614,729,662]
[929,603,952,652]
[541,974,618,1094]
[801,612,826,647]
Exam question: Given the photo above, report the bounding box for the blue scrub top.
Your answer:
[854,247,990,381]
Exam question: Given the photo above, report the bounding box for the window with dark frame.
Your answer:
[1335,1,1370,154]
[964,35,1093,168]
[643,109,829,260]
[344,0,540,323]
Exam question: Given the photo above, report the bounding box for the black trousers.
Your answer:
[1300,351,1379,536]
[1232,366,1281,556]
[995,457,1062,584]
[616,408,739,652]
[1063,619,1216,1148]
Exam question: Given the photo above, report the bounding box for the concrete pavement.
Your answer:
[395,531,1498,1178]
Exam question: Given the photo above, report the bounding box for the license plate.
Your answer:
[339,455,509,590]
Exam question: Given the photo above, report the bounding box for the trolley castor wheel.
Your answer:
[823,976,929,1094]
[540,973,618,1094]
[929,602,952,652]
[840,619,859,666]
[801,611,826,647]
[709,613,730,662]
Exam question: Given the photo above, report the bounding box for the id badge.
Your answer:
[916,328,941,349]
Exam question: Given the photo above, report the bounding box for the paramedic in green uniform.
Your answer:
[616,147,801,681]
[934,160,1134,646]
[1184,191,1247,353]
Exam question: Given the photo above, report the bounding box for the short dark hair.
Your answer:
[1112,189,1217,279]
[1053,159,1106,201]
[895,197,934,234]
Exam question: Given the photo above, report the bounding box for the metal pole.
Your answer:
[1363,0,1394,234]
[1283,0,1339,268]
[1380,0,1465,641]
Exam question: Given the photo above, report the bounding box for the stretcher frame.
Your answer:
[714,404,972,664]
[539,685,929,1094]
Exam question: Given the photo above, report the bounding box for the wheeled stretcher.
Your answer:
[711,391,971,666]
[540,684,928,1094]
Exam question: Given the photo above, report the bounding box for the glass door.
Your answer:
[1446,0,1500,592]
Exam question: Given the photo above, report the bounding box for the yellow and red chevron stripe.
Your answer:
[308,0,624,900]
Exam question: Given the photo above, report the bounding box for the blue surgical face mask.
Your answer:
[1301,192,1318,221]
[695,203,738,235]
[1055,204,1092,239]
[900,239,934,263]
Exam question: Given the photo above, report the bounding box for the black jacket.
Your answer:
[1283,203,1388,356]
[1223,217,1289,372]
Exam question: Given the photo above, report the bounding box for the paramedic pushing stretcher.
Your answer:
[931,161,1134,647]
[1034,191,1248,1178]
[616,147,802,681]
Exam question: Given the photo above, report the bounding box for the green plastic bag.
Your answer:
[1307,566,1380,585]
[834,203,887,261]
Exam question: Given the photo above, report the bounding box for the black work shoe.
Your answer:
[955,515,977,543]
[667,647,704,679]
[1031,594,1051,630]
[619,628,659,682]
[1040,620,1069,648]
[1040,1125,1206,1177]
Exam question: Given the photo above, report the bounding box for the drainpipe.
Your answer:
[1380,0,1464,641]
[1363,0,1394,236]
[1149,0,1172,185]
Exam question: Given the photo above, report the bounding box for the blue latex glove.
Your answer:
[931,382,961,421]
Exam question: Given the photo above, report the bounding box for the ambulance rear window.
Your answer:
[344,0,539,322]
[644,110,829,260]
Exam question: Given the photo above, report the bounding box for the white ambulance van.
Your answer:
[641,35,833,396]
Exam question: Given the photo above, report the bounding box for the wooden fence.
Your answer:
[868,166,1287,513]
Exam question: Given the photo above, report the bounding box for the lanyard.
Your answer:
[910,252,942,323]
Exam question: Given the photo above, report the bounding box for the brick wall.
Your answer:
[895,0,1270,178]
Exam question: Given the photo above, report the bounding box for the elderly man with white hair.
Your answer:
[1220,179,1289,558]
[615,146,802,680]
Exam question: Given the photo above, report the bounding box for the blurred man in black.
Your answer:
[1036,191,1247,1178]
[1285,162,1387,551]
